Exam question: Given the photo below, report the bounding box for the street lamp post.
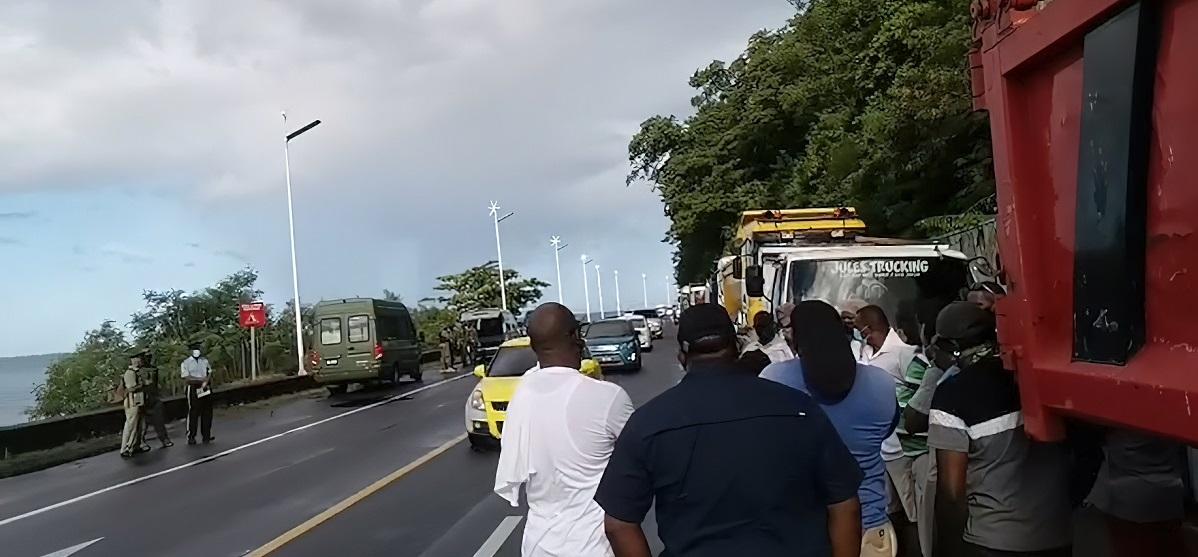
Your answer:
[641,273,649,309]
[614,270,622,315]
[595,265,605,319]
[550,236,567,304]
[488,201,515,311]
[581,255,594,320]
[665,276,671,307]
[282,112,321,376]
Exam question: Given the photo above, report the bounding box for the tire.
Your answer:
[410,368,424,383]
[630,361,643,372]
[326,384,347,396]
[468,433,497,452]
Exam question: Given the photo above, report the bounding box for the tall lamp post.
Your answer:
[488,201,515,311]
[614,269,622,315]
[550,236,567,304]
[282,112,321,375]
[581,254,594,320]
[641,273,649,309]
[595,264,605,319]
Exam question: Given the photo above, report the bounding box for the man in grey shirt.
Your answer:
[927,303,1072,557]
[180,342,215,445]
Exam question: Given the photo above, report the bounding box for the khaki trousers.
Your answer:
[861,521,898,557]
[120,405,144,454]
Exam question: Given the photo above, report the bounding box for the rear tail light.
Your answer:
[373,342,384,360]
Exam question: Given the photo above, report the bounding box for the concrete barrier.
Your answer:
[0,349,441,458]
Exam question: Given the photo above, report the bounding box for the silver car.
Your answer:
[622,314,653,352]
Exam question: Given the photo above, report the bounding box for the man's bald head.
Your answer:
[527,302,583,369]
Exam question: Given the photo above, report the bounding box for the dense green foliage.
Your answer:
[629,0,994,284]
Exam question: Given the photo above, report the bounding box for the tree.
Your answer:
[30,322,130,419]
[434,261,548,315]
[382,289,403,303]
[627,0,993,284]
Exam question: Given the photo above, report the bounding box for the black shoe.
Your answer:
[161,440,174,448]
[203,436,215,444]
[119,452,132,459]
[187,438,197,445]
[133,446,151,454]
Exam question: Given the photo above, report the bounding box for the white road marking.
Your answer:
[0,373,473,529]
[473,516,523,557]
[39,538,103,557]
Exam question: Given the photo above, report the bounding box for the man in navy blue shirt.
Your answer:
[595,303,863,557]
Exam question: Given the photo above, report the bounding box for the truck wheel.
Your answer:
[326,384,347,396]
[410,368,424,383]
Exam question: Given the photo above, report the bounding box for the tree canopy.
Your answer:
[434,261,548,315]
[629,0,993,284]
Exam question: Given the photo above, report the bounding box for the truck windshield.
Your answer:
[787,257,968,337]
[487,346,538,377]
[474,317,504,338]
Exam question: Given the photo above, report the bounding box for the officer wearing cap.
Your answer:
[137,350,173,449]
[120,349,149,458]
[595,303,864,557]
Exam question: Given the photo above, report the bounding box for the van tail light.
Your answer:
[373,342,384,360]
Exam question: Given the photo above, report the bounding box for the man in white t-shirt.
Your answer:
[495,303,634,557]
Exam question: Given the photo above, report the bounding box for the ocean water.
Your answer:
[0,354,58,426]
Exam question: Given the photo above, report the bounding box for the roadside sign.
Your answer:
[239,302,267,329]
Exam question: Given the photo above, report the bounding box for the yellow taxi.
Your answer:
[464,337,602,450]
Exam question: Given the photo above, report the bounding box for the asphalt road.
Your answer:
[0,332,683,557]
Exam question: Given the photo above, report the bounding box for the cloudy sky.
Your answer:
[0,0,794,356]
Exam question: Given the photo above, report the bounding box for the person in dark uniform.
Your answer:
[137,350,173,449]
[180,342,214,445]
[595,303,864,557]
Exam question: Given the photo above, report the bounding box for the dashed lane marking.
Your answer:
[0,373,473,529]
[472,516,523,557]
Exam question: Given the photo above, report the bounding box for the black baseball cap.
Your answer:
[935,301,996,346]
[677,303,736,354]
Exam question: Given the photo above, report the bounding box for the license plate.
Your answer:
[324,358,339,366]
[598,355,620,363]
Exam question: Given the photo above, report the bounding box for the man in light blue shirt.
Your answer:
[761,300,899,556]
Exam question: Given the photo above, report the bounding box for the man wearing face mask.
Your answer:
[180,342,215,445]
[740,312,795,364]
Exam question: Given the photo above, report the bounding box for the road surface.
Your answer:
[0,332,683,557]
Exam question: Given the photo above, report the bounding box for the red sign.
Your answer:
[239,302,267,329]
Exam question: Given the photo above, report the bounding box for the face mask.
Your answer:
[191,350,201,358]
[851,329,864,342]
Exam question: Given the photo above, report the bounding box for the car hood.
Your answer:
[586,335,637,345]
[478,376,521,403]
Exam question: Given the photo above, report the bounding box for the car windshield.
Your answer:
[487,346,538,377]
[630,309,657,317]
[787,257,968,338]
[625,316,647,328]
[585,320,633,338]
[473,317,504,338]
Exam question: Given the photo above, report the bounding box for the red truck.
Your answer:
[971,0,1198,444]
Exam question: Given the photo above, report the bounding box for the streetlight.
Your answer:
[595,264,605,319]
[641,273,649,310]
[488,201,515,311]
[614,269,622,315]
[550,236,568,304]
[665,276,671,307]
[581,254,594,321]
[282,111,321,376]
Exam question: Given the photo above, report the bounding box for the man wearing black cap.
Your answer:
[595,303,864,557]
[928,302,1071,557]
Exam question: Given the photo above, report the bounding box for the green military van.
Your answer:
[309,298,423,395]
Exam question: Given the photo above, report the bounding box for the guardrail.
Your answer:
[0,349,442,459]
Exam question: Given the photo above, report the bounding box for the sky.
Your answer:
[0,0,795,357]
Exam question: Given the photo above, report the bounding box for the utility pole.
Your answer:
[581,254,594,320]
[488,201,515,311]
[595,265,605,319]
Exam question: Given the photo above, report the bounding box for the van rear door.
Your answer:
[376,306,420,374]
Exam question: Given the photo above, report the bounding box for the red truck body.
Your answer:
[972,0,1198,443]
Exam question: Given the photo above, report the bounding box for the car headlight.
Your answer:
[470,389,486,411]
[629,351,637,361]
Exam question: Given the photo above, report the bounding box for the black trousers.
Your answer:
[142,400,170,444]
[186,385,213,441]
[966,543,1071,557]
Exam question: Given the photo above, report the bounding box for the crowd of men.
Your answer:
[118,342,216,457]
[439,323,478,371]
[494,287,1191,557]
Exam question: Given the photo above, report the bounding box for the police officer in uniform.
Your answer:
[120,350,149,458]
[138,351,173,449]
[180,342,215,445]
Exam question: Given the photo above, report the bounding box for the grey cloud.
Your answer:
[0,0,794,300]
[98,243,152,263]
[0,237,21,245]
[214,249,249,263]
[0,211,35,220]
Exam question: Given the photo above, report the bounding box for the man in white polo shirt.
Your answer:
[180,342,215,445]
